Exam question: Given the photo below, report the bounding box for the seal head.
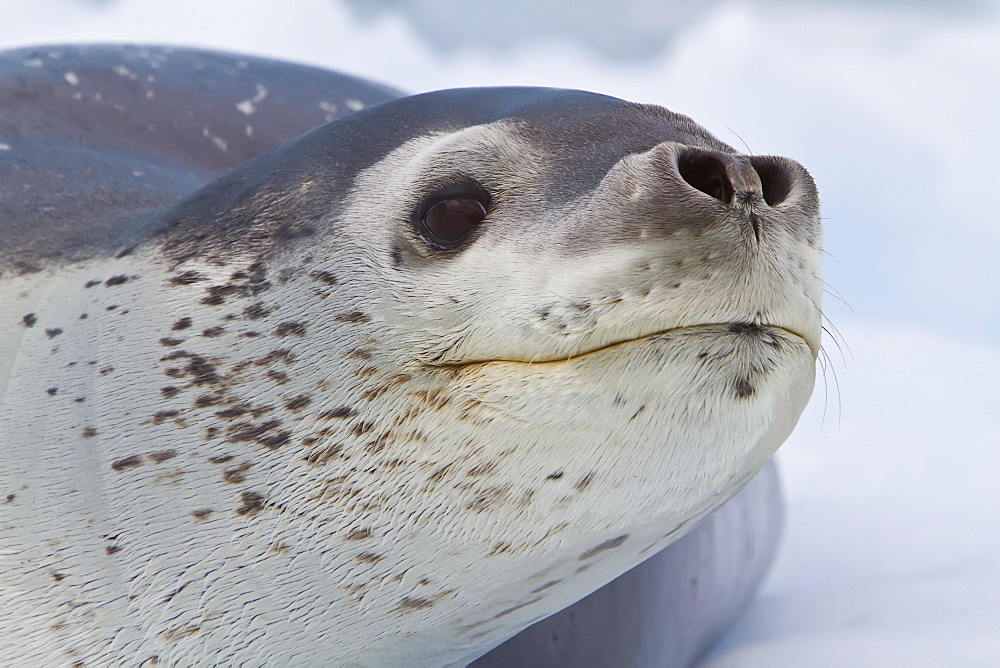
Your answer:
[0,50,820,665]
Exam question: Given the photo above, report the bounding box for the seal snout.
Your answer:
[676,148,794,209]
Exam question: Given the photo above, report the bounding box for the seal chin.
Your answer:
[711,321,819,356]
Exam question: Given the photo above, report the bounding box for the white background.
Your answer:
[3,1,998,664]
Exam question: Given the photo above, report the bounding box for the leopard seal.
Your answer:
[0,45,821,665]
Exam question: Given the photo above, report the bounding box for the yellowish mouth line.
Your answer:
[431,322,811,369]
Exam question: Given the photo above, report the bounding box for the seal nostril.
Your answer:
[677,152,734,204]
[749,156,793,207]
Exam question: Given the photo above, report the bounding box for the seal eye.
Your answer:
[419,198,487,250]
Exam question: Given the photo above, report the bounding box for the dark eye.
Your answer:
[418,197,488,250]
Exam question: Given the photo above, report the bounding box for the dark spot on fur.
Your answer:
[356,552,383,563]
[428,463,452,482]
[391,247,403,266]
[106,305,118,311]
[467,461,498,477]
[79,313,88,319]
[346,348,373,360]
[84,280,101,288]
[397,597,433,612]
[734,376,755,398]
[362,384,393,401]
[148,450,177,464]
[578,534,629,560]
[111,455,142,471]
[160,386,180,399]
[202,326,225,338]
[215,406,250,419]
[310,270,337,285]
[334,311,370,323]
[51,571,67,581]
[494,597,542,620]
[169,271,206,285]
[364,438,388,454]
[545,471,564,480]
[191,509,213,520]
[728,321,763,335]
[4,493,15,504]
[347,528,371,540]
[266,370,289,384]
[99,366,114,375]
[222,461,254,483]
[82,427,98,438]
[208,455,234,464]
[320,406,357,420]
[172,317,192,331]
[575,472,596,491]
[194,393,222,407]
[160,355,220,385]
[159,337,183,347]
[104,275,128,287]
[46,387,58,396]
[227,419,282,443]
[349,421,374,436]
[206,427,219,439]
[199,276,272,306]
[274,322,306,337]
[105,544,122,555]
[45,328,63,338]
[255,349,295,366]
[74,397,85,403]
[235,491,266,516]
[258,431,291,449]
[467,486,510,513]
[303,443,343,465]
[188,357,220,384]
[284,395,312,411]
[151,410,180,425]
[698,351,709,358]
[21,313,37,327]
[159,623,201,642]
[531,579,562,594]
[243,302,274,320]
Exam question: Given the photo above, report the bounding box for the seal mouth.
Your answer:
[574,320,816,360]
[432,321,815,368]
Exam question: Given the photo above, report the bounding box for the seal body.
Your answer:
[0,46,821,665]
[474,460,784,667]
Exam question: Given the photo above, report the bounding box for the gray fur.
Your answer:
[0,44,401,274]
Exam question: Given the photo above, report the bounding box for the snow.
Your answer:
[2,0,998,664]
